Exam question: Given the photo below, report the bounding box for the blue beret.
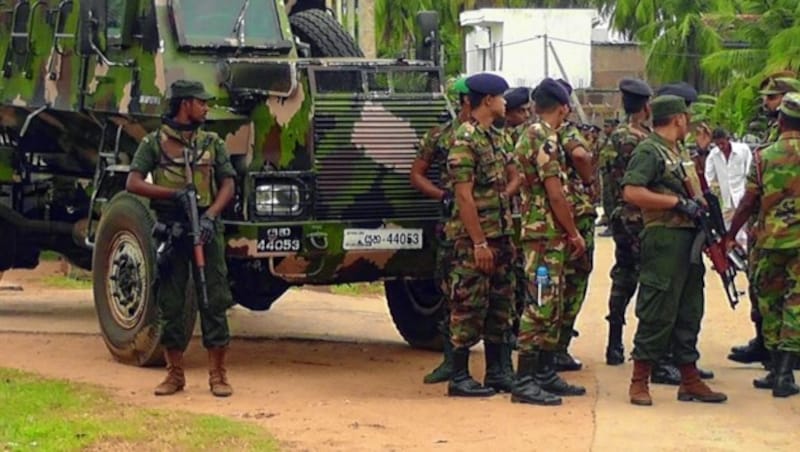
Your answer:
[504,87,531,110]
[534,78,570,106]
[618,78,652,97]
[556,79,573,96]
[465,73,509,96]
[656,82,698,104]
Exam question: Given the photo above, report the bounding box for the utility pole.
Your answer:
[358,0,376,58]
[543,33,549,79]
[346,0,356,40]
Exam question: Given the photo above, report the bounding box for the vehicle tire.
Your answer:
[92,193,196,367]
[385,278,443,351]
[289,9,364,57]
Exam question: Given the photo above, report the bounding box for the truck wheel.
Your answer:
[385,279,443,351]
[92,193,196,367]
[289,9,364,57]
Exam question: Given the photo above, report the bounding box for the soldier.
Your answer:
[444,72,517,397]
[725,93,800,397]
[410,76,471,385]
[553,79,596,372]
[126,80,236,397]
[597,118,619,236]
[510,78,587,406]
[604,78,652,366]
[728,74,800,368]
[622,95,727,406]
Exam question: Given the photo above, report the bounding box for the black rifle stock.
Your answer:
[183,147,210,310]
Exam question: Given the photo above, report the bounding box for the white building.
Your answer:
[460,8,599,89]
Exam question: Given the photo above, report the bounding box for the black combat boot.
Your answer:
[423,328,453,384]
[448,348,496,397]
[605,299,628,366]
[728,318,769,364]
[605,319,625,366]
[535,350,586,396]
[753,351,777,390]
[555,327,582,371]
[651,359,681,386]
[484,342,514,393]
[772,351,800,398]
[511,353,561,406]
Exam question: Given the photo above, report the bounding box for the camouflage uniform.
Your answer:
[506,123,531,319]
[130,124,236,351]
[606,124,650,330]
[445,120,515,350]
[598,132,616,222]
[515,121,569,353]
[558,123,597,358]
[416,118,458,383]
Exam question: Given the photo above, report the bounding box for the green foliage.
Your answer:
[330,282,385,297]
[0,368,278,452]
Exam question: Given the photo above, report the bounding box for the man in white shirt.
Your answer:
[705,128,752,248]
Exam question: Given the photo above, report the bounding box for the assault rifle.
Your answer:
[675,165,747,309]
[183,147,210,309]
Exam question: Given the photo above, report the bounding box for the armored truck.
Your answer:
[0,0,449,365]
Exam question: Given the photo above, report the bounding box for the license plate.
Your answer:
[343,228,423,250]
[257,226,302,253]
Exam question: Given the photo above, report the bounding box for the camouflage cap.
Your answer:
[651,95,688,122]
[759,77,800,95]
[779,92,800,119]
[168,79,214,100]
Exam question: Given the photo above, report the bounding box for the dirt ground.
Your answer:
[1,236,799,451]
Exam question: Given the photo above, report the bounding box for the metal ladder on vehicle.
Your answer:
[85,121,124,248]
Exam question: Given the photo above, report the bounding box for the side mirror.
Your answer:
[415,11,440,64]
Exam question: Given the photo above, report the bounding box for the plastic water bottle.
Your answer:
[536,265,550,306]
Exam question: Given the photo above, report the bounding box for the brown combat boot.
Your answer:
[677,362,727,403]
[154,349,185,396]
[629,360,653,406]
[208,347,233,397]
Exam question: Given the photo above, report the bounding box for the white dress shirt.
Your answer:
[704,142,752,212]
[704,141,752,248]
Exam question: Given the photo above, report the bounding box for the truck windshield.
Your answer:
[171,0,283,48]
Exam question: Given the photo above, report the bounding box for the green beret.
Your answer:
[779,92,800,119]
[168,79,214,100]
[651,95,688,122]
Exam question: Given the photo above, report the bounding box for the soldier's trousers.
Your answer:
[517,238,567,353]
[435,235,453,336]
[607,214,641,324]
[754,248,800,353]
[561,215,596,347]
[632,227,705,364]
[157,222,234,350]
[448,237,515,349]
[747,243,763,324]
[601,171,614,221]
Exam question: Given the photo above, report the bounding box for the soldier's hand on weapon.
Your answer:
[473,241,495,274]
[567,233,586,259]
[674,197,706,220]
[172,185,197,212]
[199,214,215,244]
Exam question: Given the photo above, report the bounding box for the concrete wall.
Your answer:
[576,42,646,123]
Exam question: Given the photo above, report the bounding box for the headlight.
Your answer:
[254,184,301,216]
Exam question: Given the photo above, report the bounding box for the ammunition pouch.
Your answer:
[152,221,186,280]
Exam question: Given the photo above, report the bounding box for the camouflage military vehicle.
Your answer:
[0,0,449,365]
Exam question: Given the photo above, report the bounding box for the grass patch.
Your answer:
[40,275,93,290]
[0,368,278,451]
[39,251,61,262]
[329,282,385,297]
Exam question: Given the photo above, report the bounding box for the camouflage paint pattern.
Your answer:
[448,237,515,349]
[0,1,450,285]
[517,238,567,353]
[754,248,800,352]
[607,123,650,226]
